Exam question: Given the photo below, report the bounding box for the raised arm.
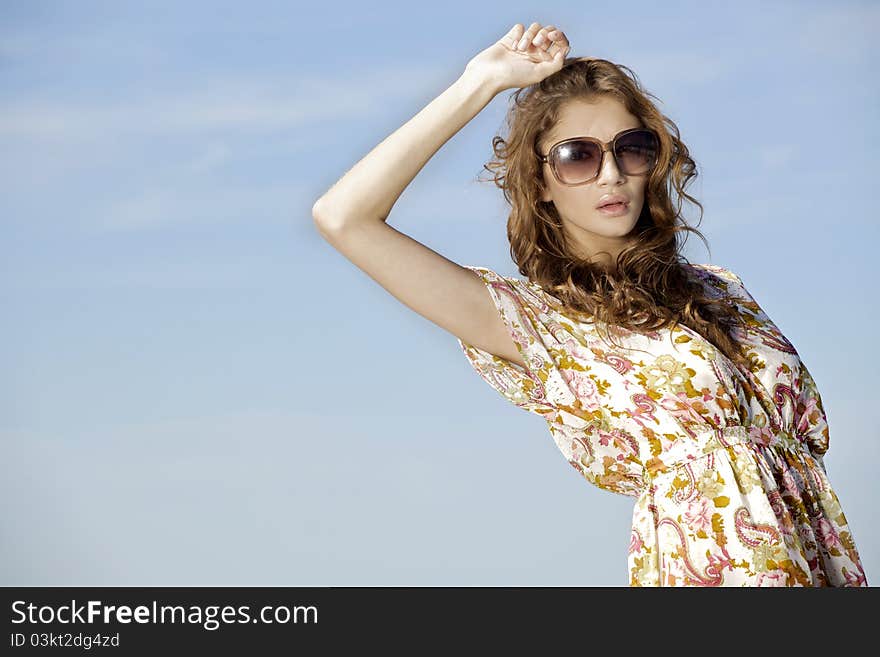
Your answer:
[311,23,570,368]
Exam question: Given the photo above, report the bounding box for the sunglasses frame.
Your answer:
[537,127,660,186]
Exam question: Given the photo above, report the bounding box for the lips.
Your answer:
[596,194,629,209]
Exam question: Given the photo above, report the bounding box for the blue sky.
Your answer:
[2,0,878,585]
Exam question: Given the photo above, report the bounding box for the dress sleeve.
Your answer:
[693,264,766,325]
[792,359,830,468]
[456,265,573,418]
[699,264,830,462]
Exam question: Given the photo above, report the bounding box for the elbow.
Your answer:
[311,197,343,237]
[312,197,384,237]
[311,196,330,225]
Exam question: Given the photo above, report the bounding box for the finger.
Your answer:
[547,31,571,57]
[546,28,568,45]
[516,21,542,50]
[531,25,556,51]
[555,44,569,63]
[502,23,525,48]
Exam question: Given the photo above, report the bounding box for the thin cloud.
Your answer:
[0,29,167,65]
[95,180,312,231]
[0,64,451,142]
[183,142,232,175]
[797,4,879,61]
[757,144,798,171]
[626,51,733,88]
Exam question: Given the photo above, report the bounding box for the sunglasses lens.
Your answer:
[615,130,658,176]
[551,130,658,184]
[553,140,601,184]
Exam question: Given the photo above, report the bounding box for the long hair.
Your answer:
[478,56,751,370]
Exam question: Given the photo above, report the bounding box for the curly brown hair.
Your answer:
[477,55,751,370]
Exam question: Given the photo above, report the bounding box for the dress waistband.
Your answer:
[641,425,808,486]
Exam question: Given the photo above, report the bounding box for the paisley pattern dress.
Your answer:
[457,263,868,587]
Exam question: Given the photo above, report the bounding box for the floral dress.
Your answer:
[457,263,868,587]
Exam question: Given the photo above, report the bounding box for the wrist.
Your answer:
[458,67,505,100]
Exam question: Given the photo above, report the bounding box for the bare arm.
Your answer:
[311,23,570,368]
[312,71,527,367]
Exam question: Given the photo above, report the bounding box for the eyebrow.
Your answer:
[551,127,642,144]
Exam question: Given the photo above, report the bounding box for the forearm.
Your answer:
[312,70,499,230]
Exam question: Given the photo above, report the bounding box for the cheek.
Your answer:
[633,183,648,205]
[551,188,592,214]
[541,175,560,202]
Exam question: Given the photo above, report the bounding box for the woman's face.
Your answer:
[538,96,650,269]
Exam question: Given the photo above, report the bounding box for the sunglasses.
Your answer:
[538,128,660,186]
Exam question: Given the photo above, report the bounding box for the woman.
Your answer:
[312,22,867,586]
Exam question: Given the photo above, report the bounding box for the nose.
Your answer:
[596,146,625,185]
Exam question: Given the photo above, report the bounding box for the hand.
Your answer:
[464,22,571,94]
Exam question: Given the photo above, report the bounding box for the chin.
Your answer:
[583,219,641,237]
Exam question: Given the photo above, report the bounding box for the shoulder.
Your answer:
[684,263,773,332]
[684,262,748,298]
[685,262,743,285]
